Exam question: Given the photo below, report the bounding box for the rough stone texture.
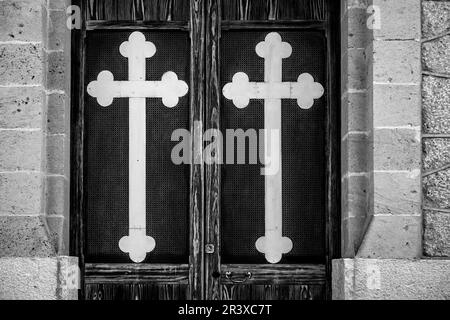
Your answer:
[0,0,43,42]
[46,134,65,175]
[423,138,450,171]
[342,92,369,134]
[0,216,55,257]
[333,259,450,300]
[0,86,44,129]
[46,175,66,216]
[47,93,66,134]
[46,215,64,254]
[44,51,66,91]
[424,210,450,257]
[422,76,450,134]
[373,128,421,171]
[422,0,450,38]
[0,43,43,85]
[373,84,421,128]
[342,134,370,173]
[358,215,422,258]
[0,130,42,171]
[373,0,421,40]
[374,171,421,216]
[423,169,450,209]
[47,9,67,51]
[422,1,450,259]
[347,48,369,90]
[0,172,42,216]
[423,36,450,74]
[0,257,79,300]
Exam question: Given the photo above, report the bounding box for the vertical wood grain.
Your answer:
[189,0,205,300]
[221,0,327,21]
[205,0,221,301]
[70,0,86,300]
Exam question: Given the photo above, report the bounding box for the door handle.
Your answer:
[225,271,252,284]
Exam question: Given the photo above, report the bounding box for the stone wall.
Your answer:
[422,0,450,257]
[0,0,76,300]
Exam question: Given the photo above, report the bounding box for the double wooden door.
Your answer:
[71,0,339,300]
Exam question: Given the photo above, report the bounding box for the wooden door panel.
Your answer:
[205,0,339,301]
[85,283,188,300]
[221,285,324,301]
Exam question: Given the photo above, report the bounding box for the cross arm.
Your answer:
[223,72,325,109]
[87,71,189,107]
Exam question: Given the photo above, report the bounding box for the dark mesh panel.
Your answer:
[84,31,190,263]
[221,30,327,264]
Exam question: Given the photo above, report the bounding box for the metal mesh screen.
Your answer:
[221,30,327,264]
[84,31,190,263]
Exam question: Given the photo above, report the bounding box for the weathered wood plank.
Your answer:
[324,0,341,300]
[221,284,324,300]
[86,0,190,21]
[85,264,189,284]
[221,0,327,21]
[220,264,326,285]
[189,0,205,301]
[70,0,86,301]
[86,283,188,300]
[205,0,221,301]
[86,20,189,30]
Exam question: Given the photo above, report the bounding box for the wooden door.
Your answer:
[71,0,204,300]
[204,0,340,300]
[71,0,339,301]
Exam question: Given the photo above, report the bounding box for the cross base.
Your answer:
[119,230,156,263]
[255,235,293,264]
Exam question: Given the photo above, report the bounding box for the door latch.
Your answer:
[205,244,215,254]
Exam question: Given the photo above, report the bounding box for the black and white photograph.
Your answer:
[0,0,449,307]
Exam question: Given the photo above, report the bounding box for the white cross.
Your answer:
[223,32,324,264]
[87,31,188,263]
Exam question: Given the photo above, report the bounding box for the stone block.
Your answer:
[422,1,450,38]
[47,9,67,50]
[0,172,42,216]
[423,169,450,209]
[0,0,43,42]
[0,256,79,300]
[0,86,44,129]
[333,259,450,300]
[422,36,450,74]
[424,210,450,257]
[342,133,370,173]
[47,0,67,10]
[373,128,421,171]
[423,138,450,171]
[47,93,66,134]
[348,48,368,90]
[0,130,42,171]
[374,171,421,216]
[45,51,66,91]
[422,76,450,134]
[46,215,64,254]
[358,215,422,258]
[372,0,421,40]
[342,174,370,220]
[46,134,65,175]
[342,92,370,135]
[0,215,55,257]
[0,43,43,85]
[347,7,370,48]
[46,175,66,216]
[373,84,421,127]
[373,40,421,84]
